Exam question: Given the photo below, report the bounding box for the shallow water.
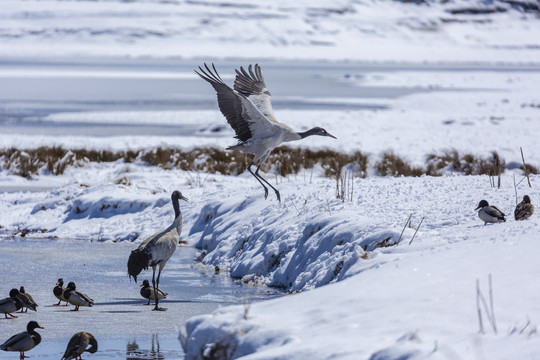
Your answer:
[0,240,282,359]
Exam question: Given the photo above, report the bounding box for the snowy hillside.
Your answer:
[1,0,540,62]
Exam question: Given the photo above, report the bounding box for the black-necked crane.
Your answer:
[127,190,188,311]
[62,332,98,360]
[1,320,44,360]
[195,63,337,202]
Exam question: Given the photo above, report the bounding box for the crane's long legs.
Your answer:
[152,267,166,311]
[247,162,281,202]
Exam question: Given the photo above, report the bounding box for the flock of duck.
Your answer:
[0,282,97,360]
[475,195,534,224]
[1,190,189,359]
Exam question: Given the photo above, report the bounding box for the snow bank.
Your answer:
[180,174,540,359]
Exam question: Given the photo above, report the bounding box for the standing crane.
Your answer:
[127,190,188,311]
[195,63,336,202]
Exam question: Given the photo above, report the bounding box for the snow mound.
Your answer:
[190,193,411,292]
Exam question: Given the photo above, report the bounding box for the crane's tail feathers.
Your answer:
[127,249,150,283]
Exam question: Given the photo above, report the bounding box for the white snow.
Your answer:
[2,0,540,359]
[1,0,540,63]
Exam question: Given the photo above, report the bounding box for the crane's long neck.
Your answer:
[172,198,182,233]
[297,128,318,139]
[173,198,180,219]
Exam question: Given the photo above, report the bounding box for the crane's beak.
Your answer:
[181,195,189,202]
[326,132,337,139]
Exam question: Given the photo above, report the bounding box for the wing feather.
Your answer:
[486,206,505,219]
[195,63,277,142]
[195,64,251,142]
[234,64,278,122]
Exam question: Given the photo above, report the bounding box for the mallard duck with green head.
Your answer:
[140,279,168,305]
[63,282,94,311]
[0,289,24,319]
[1,320,44,360]
[475,200,506,225]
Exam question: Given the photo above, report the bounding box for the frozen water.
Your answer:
[0,240,282,359]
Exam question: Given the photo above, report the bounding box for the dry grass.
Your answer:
[1,146,534,180]
[0,146,369,180]
[375,152,424,177]
[426,149,507,176]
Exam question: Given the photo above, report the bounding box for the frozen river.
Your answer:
[0,240,282,359]
[4,58,536,138]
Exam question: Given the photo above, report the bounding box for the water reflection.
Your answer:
[126,334,165,360]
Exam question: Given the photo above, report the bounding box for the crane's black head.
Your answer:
[66,282,76,291]
[9,288,20,298]
[298,127,337,139]
[27,321,44,332]
[172,190,189,202]
[523,195,531,204]
[475,200,489,210]
[141,279,150,288]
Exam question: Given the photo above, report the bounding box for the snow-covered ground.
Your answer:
[1,0,540,63]
[2,0,540,359]
[1,165,539,359]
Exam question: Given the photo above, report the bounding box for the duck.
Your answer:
[0,320,44,360]
[140,279,168,305]
[54,278,69,306]
[63,282,94,311]
[0,289,24,319]
[62,332,98,360]
[515,195,534,221]
[18,287,38,313]
[475,199,506,225]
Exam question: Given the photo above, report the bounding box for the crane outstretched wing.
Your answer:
[195,63,276,142]
[234,64,278,123]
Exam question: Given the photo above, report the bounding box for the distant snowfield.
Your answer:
[2,0,540,359]
[1,0,540,63]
